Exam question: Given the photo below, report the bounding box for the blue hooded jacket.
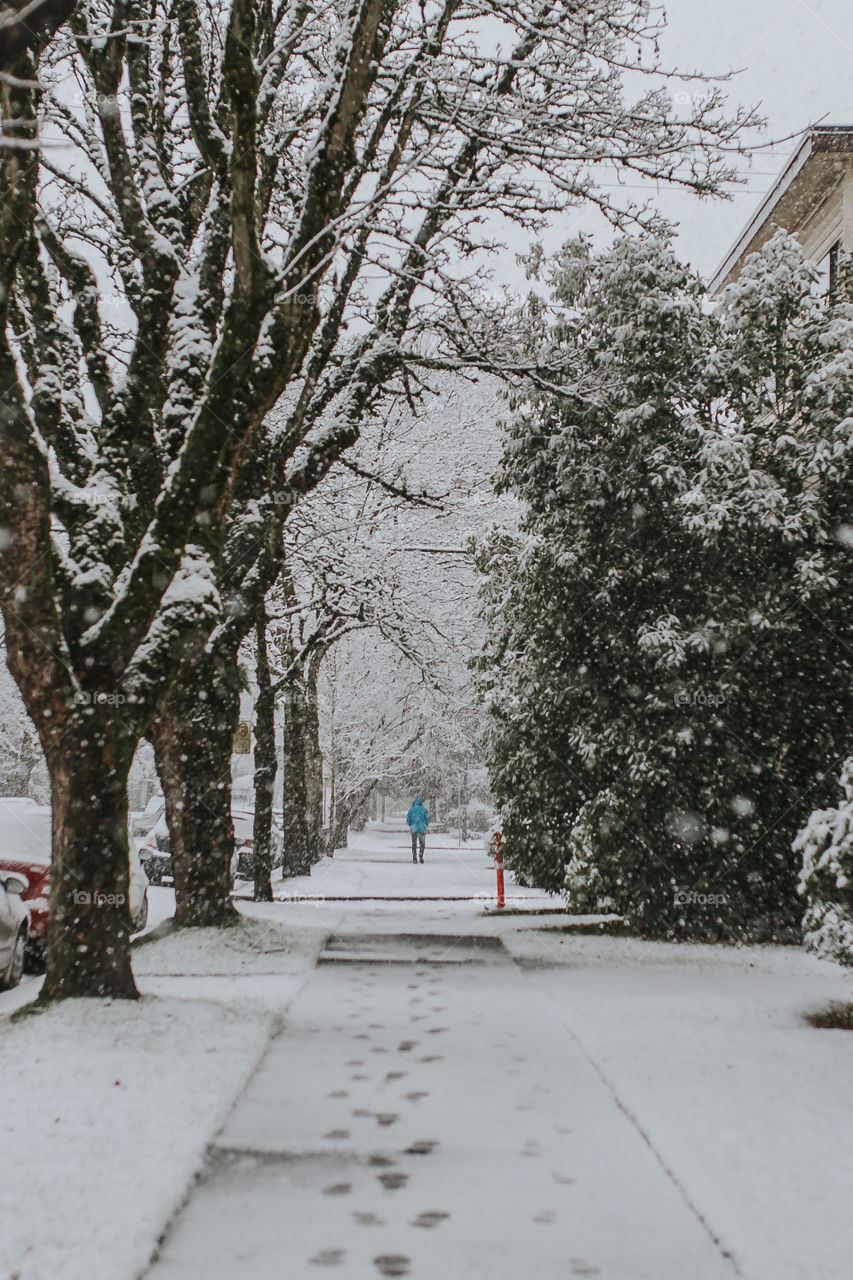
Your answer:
[406,799,430,834]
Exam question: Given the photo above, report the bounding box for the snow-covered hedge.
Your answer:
[796,761,853,964]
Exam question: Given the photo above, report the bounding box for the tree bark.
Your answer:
[151,649,239,928]
[304,663,324,863]
[252,617,275,902]
[43,719,138,1000]
[281,670,312,876]
[0,0,78,74]
[330,799,349,852]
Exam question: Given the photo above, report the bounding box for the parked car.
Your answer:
[134,799,173,886]
[0,869,28,990]
[231,808,284,882]
[0,798,149,970]
[136,795,283,886]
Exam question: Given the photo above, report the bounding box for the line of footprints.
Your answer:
[312,970,450,1276]
[304,966,599,1278]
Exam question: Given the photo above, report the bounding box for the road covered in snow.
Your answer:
[3,823,853,1280]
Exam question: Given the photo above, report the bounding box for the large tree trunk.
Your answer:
[252,618,275,902]
[43,720,138,1000]
[151,650,239,928]
[281,671,313,877]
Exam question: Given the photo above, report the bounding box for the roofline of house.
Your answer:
[709,125,853,293]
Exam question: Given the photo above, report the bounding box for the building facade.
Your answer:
[711,125,853,293]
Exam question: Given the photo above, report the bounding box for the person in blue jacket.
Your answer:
[406,798,430,863]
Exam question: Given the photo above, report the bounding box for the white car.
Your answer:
[0,870,28,989]
[232,807,284,881]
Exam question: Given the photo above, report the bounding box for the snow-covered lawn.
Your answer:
[509,929,853,1280]
[0,910,328,1280]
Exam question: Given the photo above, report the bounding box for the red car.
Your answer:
[0,798,149,969]
[0,800,52,968]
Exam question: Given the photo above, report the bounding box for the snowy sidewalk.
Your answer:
[6,825,853,1280]
[144,928,735,1280]
[256,824,564,908]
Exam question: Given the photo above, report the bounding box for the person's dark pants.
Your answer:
[411,831,426,862]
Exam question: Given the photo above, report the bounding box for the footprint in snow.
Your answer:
[373,1255,410,1277]
[354,1211,385,1226]
[323,1183,352,1196]
[323,1129,350,1140]
[412,1210,449,1229]
[310,1249,345,1266]
[376,1112,399,1126]
[405,1139,438,1155]
[378,1170,409,1190]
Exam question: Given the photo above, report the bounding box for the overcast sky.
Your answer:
[530,0,853,284]
[661,0,853,277]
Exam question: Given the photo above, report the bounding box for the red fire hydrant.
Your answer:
[494,831,505,909]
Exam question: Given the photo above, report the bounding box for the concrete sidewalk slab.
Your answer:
[145,934,737,1280]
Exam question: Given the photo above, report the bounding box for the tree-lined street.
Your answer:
[4,1,853,1276]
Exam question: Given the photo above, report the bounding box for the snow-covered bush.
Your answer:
[796,761,853,963]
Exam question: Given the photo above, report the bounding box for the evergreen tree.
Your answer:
[476,233,853,939]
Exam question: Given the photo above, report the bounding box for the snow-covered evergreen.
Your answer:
[476,232,853,938]
[796,760,853,963]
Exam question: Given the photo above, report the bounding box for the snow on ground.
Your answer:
[146,933,734,1280]
[4,825,853,1279]
[0,909,326,1280]
[143,884,177,933]
[263,823,563,907]
[510,930,853,1280]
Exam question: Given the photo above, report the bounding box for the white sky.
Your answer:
[661,0,853,277]
[528,0,853,284]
